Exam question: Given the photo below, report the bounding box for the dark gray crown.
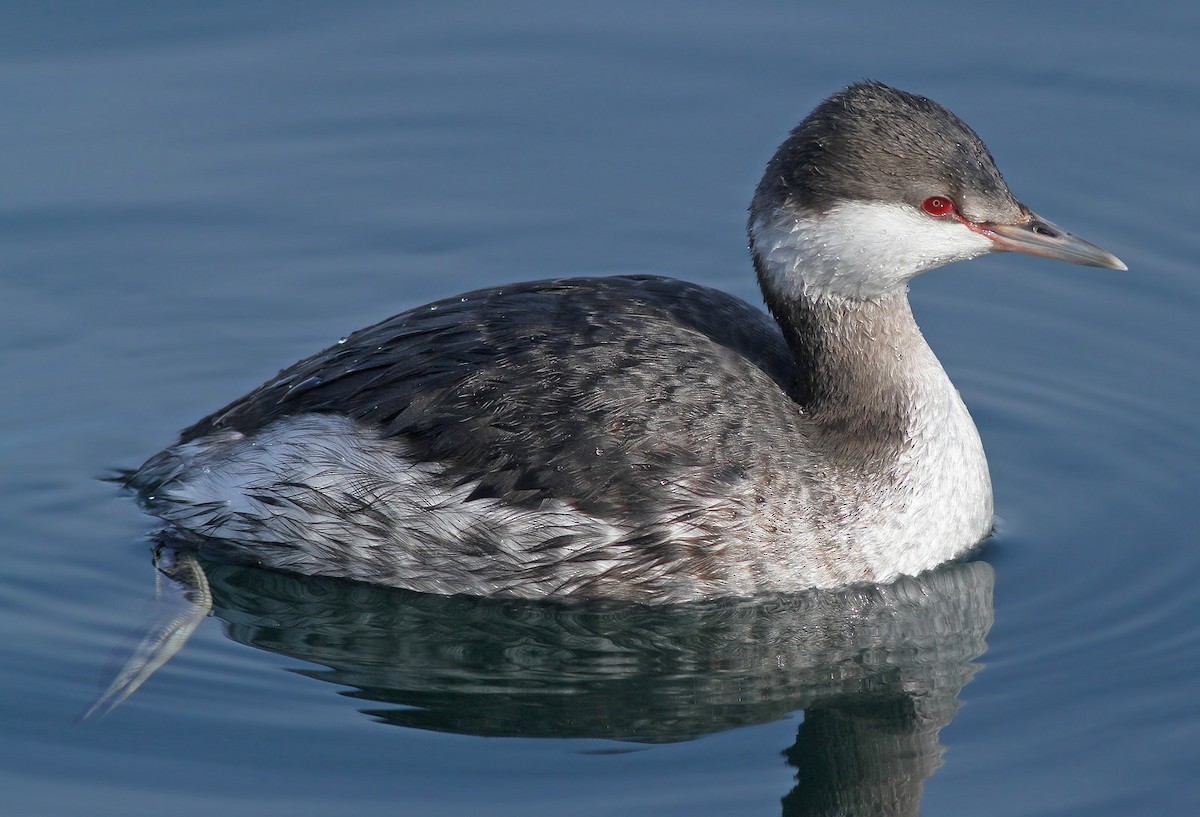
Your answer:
[752,81,1024,224]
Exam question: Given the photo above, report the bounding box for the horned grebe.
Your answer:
[131,81,1125,602]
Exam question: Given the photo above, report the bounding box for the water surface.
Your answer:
[3,3,1198,815]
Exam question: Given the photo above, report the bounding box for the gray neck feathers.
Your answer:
[765,288,934,464]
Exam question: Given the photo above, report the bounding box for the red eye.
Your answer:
[922,196,954,216]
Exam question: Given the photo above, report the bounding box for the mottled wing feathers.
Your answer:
[179,276,798,519]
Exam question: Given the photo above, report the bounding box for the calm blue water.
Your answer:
[3,3,1198,815]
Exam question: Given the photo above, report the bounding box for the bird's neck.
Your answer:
[749,207,978,472]
[756,260,994,577]
[767,290,940,449]
[748,203,978,439]
[745,191,996,574]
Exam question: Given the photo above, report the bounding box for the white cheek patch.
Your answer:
[751,201,995,300]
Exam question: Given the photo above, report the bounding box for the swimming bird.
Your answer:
[130,81,1125,603]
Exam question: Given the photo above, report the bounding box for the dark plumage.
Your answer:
[181,276,799,523]
[755,80,1023,224]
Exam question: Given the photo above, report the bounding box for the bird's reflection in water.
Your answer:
[186,552,993,815]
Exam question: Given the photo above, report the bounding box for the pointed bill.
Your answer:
[982,213,1127,270]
